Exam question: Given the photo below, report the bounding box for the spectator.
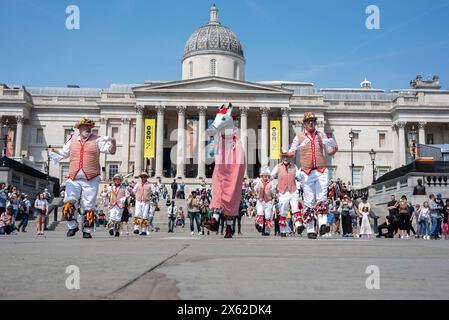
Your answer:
[339,195,353,237]
[34,192,49,236]
[100,185,109,206]
[359,206,373,239]
[187,191,202,236]
[121,198,130,236]
[398,195,411,239]
[43,188,52,202]
[7,186,20,224]
[327,198,336,236]
[233,198,246,235]
[171,179,178,200]
[429,194,442,240]
[0,182,8,216]
[376,216,395,238]
[176,206,185,228]
[178,181,185,199]
[435,193,445,238]
[167,200,177,233]
[0,205,16,235]
[413,204,421,238]
[17,194,31,232]
[387,195,399,236]
[418,201,431,240]
[443,199,449,240]
[334,200,341,235]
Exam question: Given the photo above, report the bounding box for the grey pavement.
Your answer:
[1,218,449,300]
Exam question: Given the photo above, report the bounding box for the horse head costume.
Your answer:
[206,103,246,238]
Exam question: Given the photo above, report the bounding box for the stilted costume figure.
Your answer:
[288,112,338,239]
[255,167,276,236]
[49,117,116,239]
[132,172,155,236]
[271,150,301,237]
[107,174,132,237]
[207,103,246,239]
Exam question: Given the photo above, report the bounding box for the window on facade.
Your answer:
[61,165,69,181]
[64,129,73,143]
[108,164,119,180]
[352,167,362,188]
[131,122,136,143]
[233,62,239,80]
[376,167,389,179]
[111,127,119,142]
[164,123,168,139]
[353,132,359,146]
[36,128,44,144]
[210,59,217,76]
[379,133,386,148]
[189,61,193,79]
[426,133,434,145]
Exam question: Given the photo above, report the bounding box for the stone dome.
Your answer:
[183,5,244,61]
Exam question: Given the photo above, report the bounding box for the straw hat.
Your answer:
[74,117,95,129]
[302,112,318,123]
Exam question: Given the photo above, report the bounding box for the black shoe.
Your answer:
[83,232,92,239]
[307,233,317,239]
[67,227,79,237]
[133,229,140,235]
[109,229,114,236]
[280,233,286,238]
[115,231,120,237]
[140,232,147,236]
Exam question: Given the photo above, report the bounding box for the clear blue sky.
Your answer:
[1,0,449,90]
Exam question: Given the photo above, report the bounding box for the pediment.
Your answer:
[133,77,292,95]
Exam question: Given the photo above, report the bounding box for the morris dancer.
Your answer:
[254,167,276,236]
[271,150,301,237]
[132,172,155,236]
[49,117,116,239]
[107,174,132,237]
[288,112,338,239]
[207,103,246,239]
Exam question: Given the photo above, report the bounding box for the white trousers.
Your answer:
[318,214,328,228]
[64,177,100,233]
[134,201,150,232]
[300,169,329,208]
[278,191,300,217]
[109,205,124,222]
[256,201,273,221]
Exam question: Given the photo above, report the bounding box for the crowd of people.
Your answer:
[0,182,52,235]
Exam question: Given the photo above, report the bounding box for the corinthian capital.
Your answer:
[135,105,145,115]
[155,105,166,115]
[197,106,207,116]
[418,122,427,129]
[239,106,249,116]
[15,115,26,124]
[176,105,187,115]
[396,121,406,129]
[260,107,270,116]
[281,107,291,116]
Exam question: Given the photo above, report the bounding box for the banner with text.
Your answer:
[144,119,156,158]
[270,120,281,160]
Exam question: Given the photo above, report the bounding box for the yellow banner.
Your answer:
[270,120,281,159]
[144,119,156,158]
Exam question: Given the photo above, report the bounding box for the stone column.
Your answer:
[121,118,130,174]
[197,106,207,179]
[397,122,406,167]
[99,117,108,180]
[14,116,25,158]
[281,107,290,151]
[176,106,186,179]
[134,105,144,177]
[260,107,270,168]
[418,122,426,146]
[155,105,165,179]
[240,107,249,177]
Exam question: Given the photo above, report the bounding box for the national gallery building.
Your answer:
[1,5,449,188]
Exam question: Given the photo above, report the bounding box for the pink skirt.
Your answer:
[209,134,246,217]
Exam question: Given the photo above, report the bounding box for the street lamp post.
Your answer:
[349,129,355,187]
[369,148,377,185]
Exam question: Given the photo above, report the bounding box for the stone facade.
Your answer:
[1,6,449,187]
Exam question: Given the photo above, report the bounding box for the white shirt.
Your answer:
[49,134,114,180]
[289,130,337,155]
[270,163,301,180]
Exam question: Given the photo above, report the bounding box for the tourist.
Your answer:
[387,195,400,236]
[334,200,341,235]
[359,206,373,239]
[171,179,178,200]
[376,216,395,238]
[413,204,421,238]
[167,200,177,233]
[187,191,202,236]
[34,192,49,236]
[0,205,16,235]
[121,198,131,236]
[235,197,247,236]
[17,194,31,232]
[327,198,336,236]
[340,195,354,237]
[418,201,431,240]
[442,199,449,240]
[398,195,411,239]
[176,206,185,228]
[0,182,8,216]
[178,181,185,199]
[429,194,442,240]
[7,186,20,224]
[434,193,445,238]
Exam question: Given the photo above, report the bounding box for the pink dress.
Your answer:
[210,132,246,217]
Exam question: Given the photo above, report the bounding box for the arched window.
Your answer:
[210,59,217,76]
[233,62,239,80]
[189,61,193,79]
